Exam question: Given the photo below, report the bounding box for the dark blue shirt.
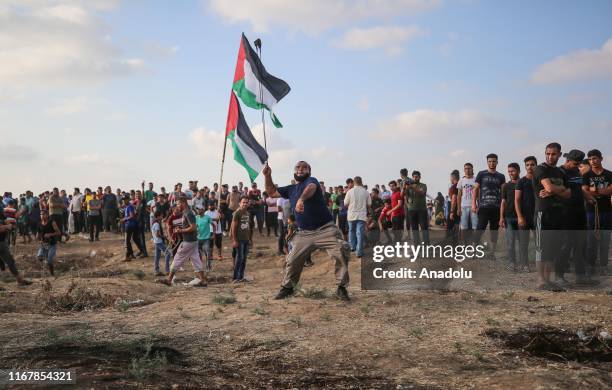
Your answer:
[277,177,333,230]
[124,204,138,229]
[475,170,506,209]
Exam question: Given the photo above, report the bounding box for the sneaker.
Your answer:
[185,278,207,287]
[304,260,314,268]
[554,277,571,289]
[505,263,516,272]
[274,287,294,300]
[546,282,566,292]
[157,279,173,286]
[154,271,165,277]
[600,267,609,276]
[17,279,32,286]
[336,286,350,301]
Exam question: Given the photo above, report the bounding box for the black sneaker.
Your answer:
[274,287,294,300]
[336,286,350,301]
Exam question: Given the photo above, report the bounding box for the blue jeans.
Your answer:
[504,217,518,265]
[198,238,212,272]
[460,206,478,230]
[348,220,366,257]
[37,244,57,264]
[233,240,249,280]
[154,242,171,273]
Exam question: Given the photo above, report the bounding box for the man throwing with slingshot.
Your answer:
[263,161,351,301]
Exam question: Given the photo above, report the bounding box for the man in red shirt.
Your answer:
[385,180,404,242]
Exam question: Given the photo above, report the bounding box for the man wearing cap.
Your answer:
[582,149,612,276]
[263,161,351,301]
[559,150,597,286]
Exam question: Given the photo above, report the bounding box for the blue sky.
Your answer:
[1,0,611,195]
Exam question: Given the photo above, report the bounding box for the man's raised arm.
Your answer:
[262,165,279,198]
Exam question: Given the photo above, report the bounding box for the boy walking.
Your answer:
[151,210,171,276]
[196,206,214,273]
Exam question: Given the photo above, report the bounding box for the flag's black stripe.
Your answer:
[235,94,268,164]
[242,33,291,102]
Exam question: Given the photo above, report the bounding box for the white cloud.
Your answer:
[531,38,612,84]
[374,109,507,140]
[208,0,440,34]
[44,97,89,116]
[0,1,143,89]
[144,43,180,59]
[190,127,227,161]
[62,153,116,166]
[333,25,425,55]
[0,144,39,162]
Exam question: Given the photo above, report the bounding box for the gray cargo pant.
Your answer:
[281,222,350,289]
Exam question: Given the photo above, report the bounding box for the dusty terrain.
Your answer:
[0,231,610,389]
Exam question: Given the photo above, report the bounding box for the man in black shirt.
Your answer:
[500,163,519,271]
[559,150,598,286]
[533,142,570,291]
[515,156,537,272]
[135,191,149,257]
[582,149,612,276]
[368,188,384,245]
[472,153,506,258]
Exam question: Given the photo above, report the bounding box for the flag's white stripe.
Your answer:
[244,60,278,107]
[234,132,265,172]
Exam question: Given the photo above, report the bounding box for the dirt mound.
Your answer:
[39,280,116,312]
[484,325,612,363]
[5,331,189,386]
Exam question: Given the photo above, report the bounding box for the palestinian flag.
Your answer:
[226,91,268,182]
[232,33,291,128]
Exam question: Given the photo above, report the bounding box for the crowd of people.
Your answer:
[0,143,610,295]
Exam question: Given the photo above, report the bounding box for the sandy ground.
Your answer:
[0,231,610,389]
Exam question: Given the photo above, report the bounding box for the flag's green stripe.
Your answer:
[232,79,283,128]
[228,132,259,182]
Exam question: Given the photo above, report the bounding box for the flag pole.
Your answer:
[254,38,268,162]
[217,92,232,212]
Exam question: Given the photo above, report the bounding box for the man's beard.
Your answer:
[294,172,311,182]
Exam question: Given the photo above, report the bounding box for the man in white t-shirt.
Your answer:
[344,176,371,258]
[69,188,84,234]
[457,162,478,238]
[205,203,223,260]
